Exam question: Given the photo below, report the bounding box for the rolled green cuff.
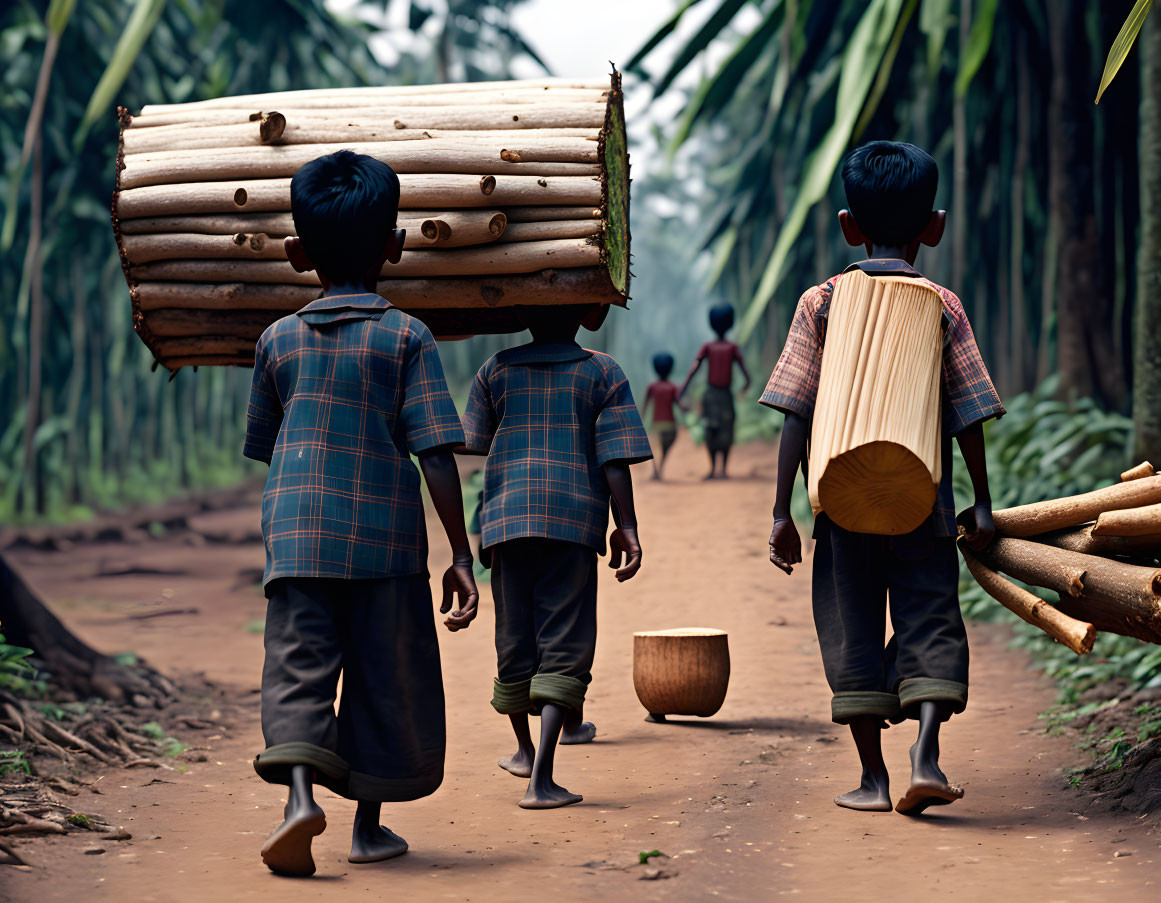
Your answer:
[830,691,901,725]
[897,678,968,718]
[253,741,349,796]
[529,674,587,712]
[491,678,533,714]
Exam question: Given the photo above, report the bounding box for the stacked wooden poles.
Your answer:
[111,75,631,369]
[807,272,944,535]
[963,462,1161,651]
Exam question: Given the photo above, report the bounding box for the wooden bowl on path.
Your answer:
[632,628,730,722]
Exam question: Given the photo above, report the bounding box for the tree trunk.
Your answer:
[1047,0,1124,406]
[993,475,1161,536]
[951,0,969,294]
[1010,44,1030,392]
[1134,9,1161,462]
[0,554,174,705]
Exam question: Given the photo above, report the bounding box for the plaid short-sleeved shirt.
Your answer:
[461,342,653,554]
[244,294,464,585]
[759,261,1004,535]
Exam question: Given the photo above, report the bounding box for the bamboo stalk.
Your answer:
[119,140,601,189]
[130,239,598,284]
[123,123,602,154]
[503,205,601,222]
[960,546,1095,654]
[977,537,1161,643]
[115,175,602,218]
[118,208,550,236]
[1122,461,1156,481]
[128,104,608,132]
[1093,503,1161,537]
[132,267,623,314]
[420,211,507,247]
[992,476,1161,537]
[496,220,601,243]
[1034,524,1161,559]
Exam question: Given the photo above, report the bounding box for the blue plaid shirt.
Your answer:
[244,294,464,585]
[461,342,652,554]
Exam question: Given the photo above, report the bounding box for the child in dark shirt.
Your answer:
[680,304,751,479]
[642,352,685,480]
[461,304,652,809]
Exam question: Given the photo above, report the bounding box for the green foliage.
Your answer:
[0,750,31,777]
[1095,0,1154,103]
[139,721,164,740]
[638,849,666,864]
[954,0,999,98]
[0,628,44,697]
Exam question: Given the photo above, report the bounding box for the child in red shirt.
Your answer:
[642,352,685,480]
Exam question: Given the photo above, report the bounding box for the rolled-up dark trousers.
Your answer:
[811,513,969,725]
[253,575,445,802]
[489,538,598,714]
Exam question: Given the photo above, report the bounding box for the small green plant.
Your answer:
[0,750,30,777]
[38,703,65,721]
[114,651,139,667]
[160,736,188,758]
[638,849,667,865]
[67,813,94,829]
[140,721,165,740]
[0,627,44,697]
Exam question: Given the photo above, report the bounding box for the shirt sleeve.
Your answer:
[399,322,466,454]
[594,360,654,466]
[758,286,825,418]
[939,289,1005,435]
[243,339,283,464]
[460,365,497,453]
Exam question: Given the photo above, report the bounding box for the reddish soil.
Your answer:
[3,441,1160,901]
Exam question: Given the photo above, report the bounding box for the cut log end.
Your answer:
[1122,461,1155,482]
[259,111,286,144]
[479,175,497,196]
[488,212,507,236]
[233,188,248,208]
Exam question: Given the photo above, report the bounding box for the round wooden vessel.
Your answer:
[632,628,730,720]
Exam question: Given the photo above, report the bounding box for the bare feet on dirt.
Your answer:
[261,806,326,876]
[834,776,892,812]
[349,825,408,864]
[560,716,597,745]
[895,740,964,815]
[498,749,534,778]
[518,780,583,809]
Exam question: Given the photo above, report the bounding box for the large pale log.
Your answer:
[132,267,623,315]
[1122,461,1155,481]
[115,174,602,218]
[117,207,588,237]
[632,629,730,719]
[1035,524,1161,559]
[119,140,601,189]
[1093,503,1161,536]
[123,123,602,154]
[959,546,1095,654]
[977,537,1161,643]
[130,239,598,284]
[498,220,601,243]
[129,104,607,131]
[992,476,1161,536]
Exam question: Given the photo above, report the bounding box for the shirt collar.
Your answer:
[843,258,923,278]
[296,293,391,326]
[496,342,593,366]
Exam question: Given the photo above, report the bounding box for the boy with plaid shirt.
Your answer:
[244,151,478,875]
[764,142,1002,816]
[461,304,652,809]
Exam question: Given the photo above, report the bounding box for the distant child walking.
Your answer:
[245,151,478,876]
[642,352,685,480]
[461,304,652,809]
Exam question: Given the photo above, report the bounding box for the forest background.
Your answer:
[2,0,1161,763]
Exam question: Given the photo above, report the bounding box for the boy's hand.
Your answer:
[441,557,479,631]
[608,526,642,582]
[957,503,995,552]
[769,517,800,574]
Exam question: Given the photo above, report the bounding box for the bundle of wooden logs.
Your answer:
[111,73,630,370]
[961,461,1161,655]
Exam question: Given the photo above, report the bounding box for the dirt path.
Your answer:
[4,440,1159,902]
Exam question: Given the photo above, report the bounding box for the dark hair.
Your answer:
[652,352,674,379]
[290,150,400,284]
[709,303,735,337]
[841,141,938,247]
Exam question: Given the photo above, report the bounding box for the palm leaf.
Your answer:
[918,0,953,77]
[954,0,999,98]
[625,0,704,73]
[73,0,166,154]
[738,0,908,342]
[652,0,752,98]
[1095,0,1154,103]
[852,0,919,142]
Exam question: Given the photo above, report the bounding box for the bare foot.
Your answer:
[560,720,596,745]
[498,749,534,778]
[349,825,408,864]
[519,780,583,809]
[834,785,892,812]
[261,803,326,876]
[896,741,963,815]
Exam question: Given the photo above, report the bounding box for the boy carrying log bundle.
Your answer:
[459,304,653,808]
[763,142,1003,815]
[244,151,479,875]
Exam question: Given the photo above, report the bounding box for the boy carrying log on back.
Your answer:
[763,142,1003,815]
[244,150,479,875]
[460,304,653,808]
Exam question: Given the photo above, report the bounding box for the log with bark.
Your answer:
[1034,524,1161,561]
[111,74,631,367]
[991,476,1161,536]
[1093,502,1161,537]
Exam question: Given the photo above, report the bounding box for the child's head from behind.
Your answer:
[288,150,402,288]
[840,141,943,256]
[708,303,734,339]
[517,303,607,341]
[652,352,674,380]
